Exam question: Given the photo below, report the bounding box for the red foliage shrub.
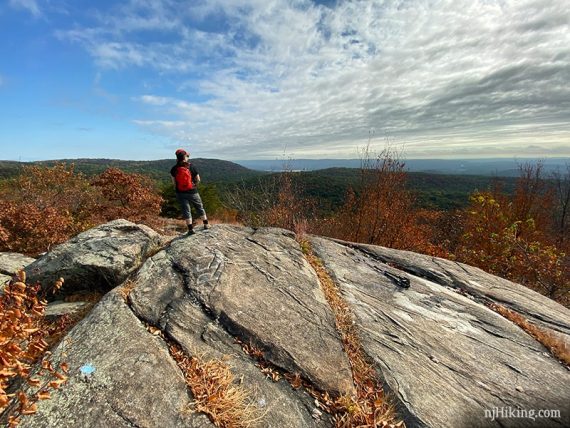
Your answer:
[0,164,165,255]
[259,171,316,232]
[0,272,68,427]
[0,202,75,255]
[313,148,438,255]
[90,168,163,227]
[0,164,98,255]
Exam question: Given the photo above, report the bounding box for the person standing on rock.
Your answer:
[171,149,210,235]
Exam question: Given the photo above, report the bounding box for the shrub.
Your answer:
[314,148,437,254]
[0,272,67,427]
[224,171,316,231]
[90,168,163,227]
[0,202,75,255]
[0,164,167,255]
[0,164,98,255]
[455,163,569,306]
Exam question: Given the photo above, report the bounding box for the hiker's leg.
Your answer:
[189,193,207,219]
[176,193,193,232]
[190,193,209,226]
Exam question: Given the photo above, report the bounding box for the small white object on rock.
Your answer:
[312,408,322,420]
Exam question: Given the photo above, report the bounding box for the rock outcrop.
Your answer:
[0,252,35,287]
[10,221,570,428]
[336,240,570,343]
[24,219,165,294]
[18,290,213,428]
[310,236,570,428]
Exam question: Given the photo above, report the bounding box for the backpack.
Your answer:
[174,164,194,191]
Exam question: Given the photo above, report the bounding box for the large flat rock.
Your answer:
[24,219,164,294]
[310,236,570,428]
[344,241,570,343]
[18,290,213,428]
[9,223,570,428]
[129,225,354,426]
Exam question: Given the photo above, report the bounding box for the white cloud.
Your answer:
[57,0,570,158]
[9,0,41,17]
[139,95,172,106]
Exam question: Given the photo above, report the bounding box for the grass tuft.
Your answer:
[489,303,570,366]
[117,280,137,302]
[168,343,263,428]
[300,239,404,427]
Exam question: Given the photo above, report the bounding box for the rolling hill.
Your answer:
[0,158,264,183]
[0,159,518,211]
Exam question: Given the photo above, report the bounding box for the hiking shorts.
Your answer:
[176,192,206,221]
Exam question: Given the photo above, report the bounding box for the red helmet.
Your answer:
[175,149,189,157]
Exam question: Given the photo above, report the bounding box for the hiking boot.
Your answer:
[203,223,211,230]
[187,229,196,236]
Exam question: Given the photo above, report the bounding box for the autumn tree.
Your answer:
[90,168,163,227]
[223,158,315,232]
[315,147,437,254]
[259,170,316,233]
[456,163,568,305]
[0,164,167,255]
[551,163,570,249]
[0,164,99,255]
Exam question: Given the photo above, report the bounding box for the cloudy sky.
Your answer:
[0,0,569,161]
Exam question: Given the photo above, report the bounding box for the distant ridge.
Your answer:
[236,157,570,177]
[3,157,567,180]
[0,158,263,182]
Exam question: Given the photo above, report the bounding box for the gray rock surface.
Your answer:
[129,225,354,427]
[6,224,570,428]
[0,273,10,288]
[44,301,93,321]
[342,240,570,343]
[0,252,35,290]
[18,289,213,428]
[310,236,570,428]
[24,219,164,294]
[0,252,35,276]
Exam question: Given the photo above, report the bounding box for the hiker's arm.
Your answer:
[171,176,176,187]
[195,174,201,184]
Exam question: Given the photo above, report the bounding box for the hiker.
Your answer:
[171,149,209,235]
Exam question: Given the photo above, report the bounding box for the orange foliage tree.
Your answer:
[259,171,316,234]
[0,164,165,255]
[314,148,439,254]
[90,167,163,227]
[223,168,316,233]
[551,163,570,249]
[455,163,568,305]
[0,164,99,255]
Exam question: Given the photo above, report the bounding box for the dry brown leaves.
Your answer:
[300,240,404,428]
[1,272,69,426]
[168,343,262,428]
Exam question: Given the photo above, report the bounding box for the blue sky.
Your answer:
[0,0,569,161]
